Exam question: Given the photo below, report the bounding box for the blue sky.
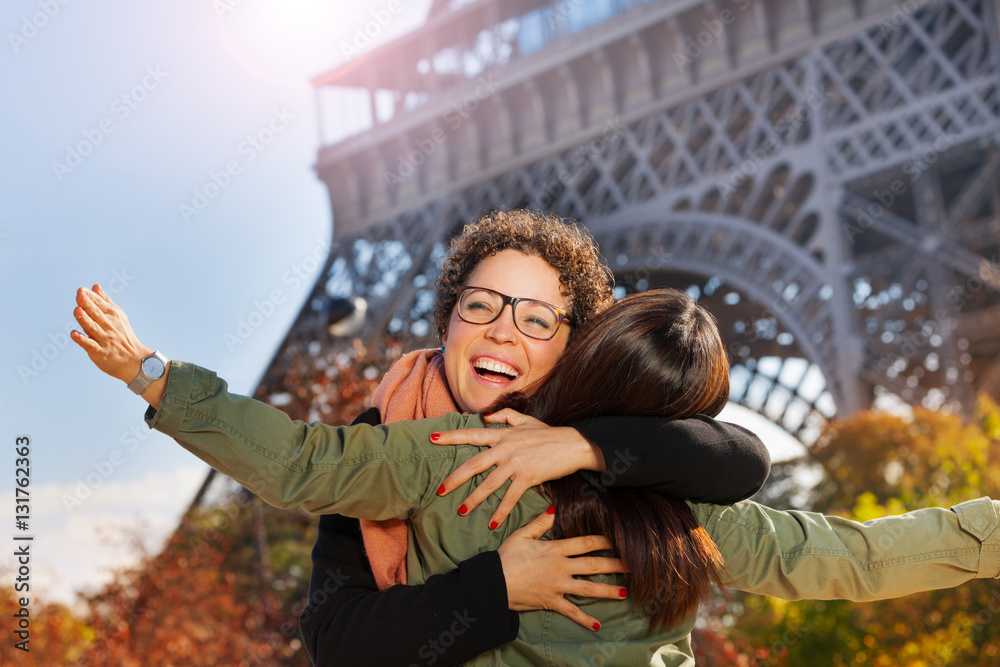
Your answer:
[0,0,435,604]
[0,0,805,606]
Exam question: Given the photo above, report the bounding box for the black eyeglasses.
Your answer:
[455,286,571,340]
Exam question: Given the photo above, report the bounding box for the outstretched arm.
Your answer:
[71,282,470,517]
[691,498,1000,600]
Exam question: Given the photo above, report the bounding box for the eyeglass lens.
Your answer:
[459,288,561,339]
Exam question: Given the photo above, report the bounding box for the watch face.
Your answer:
[142,356,165,379]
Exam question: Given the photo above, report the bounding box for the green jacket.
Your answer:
[148,362,1000,666]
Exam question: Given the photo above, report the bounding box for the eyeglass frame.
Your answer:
[454,286,573,340]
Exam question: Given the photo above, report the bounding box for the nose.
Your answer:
[484,304,518,343]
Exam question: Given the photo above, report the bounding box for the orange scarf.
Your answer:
[360,349,459,590]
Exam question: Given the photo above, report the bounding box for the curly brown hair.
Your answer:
[433,210,614,337]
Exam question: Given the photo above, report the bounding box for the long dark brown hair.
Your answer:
[501,288,730,628]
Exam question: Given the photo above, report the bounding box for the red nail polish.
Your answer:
[489,520,498,530]
[483,413,494,418]
[619,588,628,598]
[546,504,555,515]
[430,433,440,442]
[592,622,601,631]
[437,484,446,496]
[458,504,468,516]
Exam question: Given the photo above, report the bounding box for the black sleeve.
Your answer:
[573,415,771,504]
[299,408,518,667]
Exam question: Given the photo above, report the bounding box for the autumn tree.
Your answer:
[714,397,1000,666]
[0,584,91,666]
[72,504,298,667]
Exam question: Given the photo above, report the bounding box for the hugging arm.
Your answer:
[299,408,516,667]
[302,514,515,667]
[434,411,771,525]
[574,415,770,503]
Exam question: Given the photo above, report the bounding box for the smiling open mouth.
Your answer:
[473,358,519,382]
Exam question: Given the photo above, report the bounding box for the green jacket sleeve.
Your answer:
[144,361,481,520]
[689,498,1000,601]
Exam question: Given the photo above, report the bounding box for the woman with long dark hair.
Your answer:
[504,288,732,629]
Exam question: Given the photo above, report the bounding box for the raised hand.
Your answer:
[431,409,606,529]
[71,284,165,406]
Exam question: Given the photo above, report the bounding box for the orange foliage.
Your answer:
[0,583,91,665]
[717,397,1000,666]
[72,526,293,667]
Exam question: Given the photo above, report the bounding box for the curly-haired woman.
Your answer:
[73,209,772,665]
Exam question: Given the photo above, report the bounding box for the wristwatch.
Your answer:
[128,351,168,395]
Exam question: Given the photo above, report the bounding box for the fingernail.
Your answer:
[437,484,446,496]
[488,520,498,530]
[430,433,440,442]
[483,413,493,418]
[458,504,468,516]
[619,588,628,598]
[592,622,601,631]
[546,504,555,515]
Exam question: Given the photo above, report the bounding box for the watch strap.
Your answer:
[128,352,167,395]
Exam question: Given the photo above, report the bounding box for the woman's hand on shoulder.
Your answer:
[430,409,606,528]
[498,507,627,631]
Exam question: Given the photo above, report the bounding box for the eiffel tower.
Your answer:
[189,0,1000,517]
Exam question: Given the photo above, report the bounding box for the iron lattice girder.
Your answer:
[295,0,1000,441]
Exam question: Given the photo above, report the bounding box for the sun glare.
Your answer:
[213,0,430,86]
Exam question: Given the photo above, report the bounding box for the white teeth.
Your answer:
[473,358,519,379]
